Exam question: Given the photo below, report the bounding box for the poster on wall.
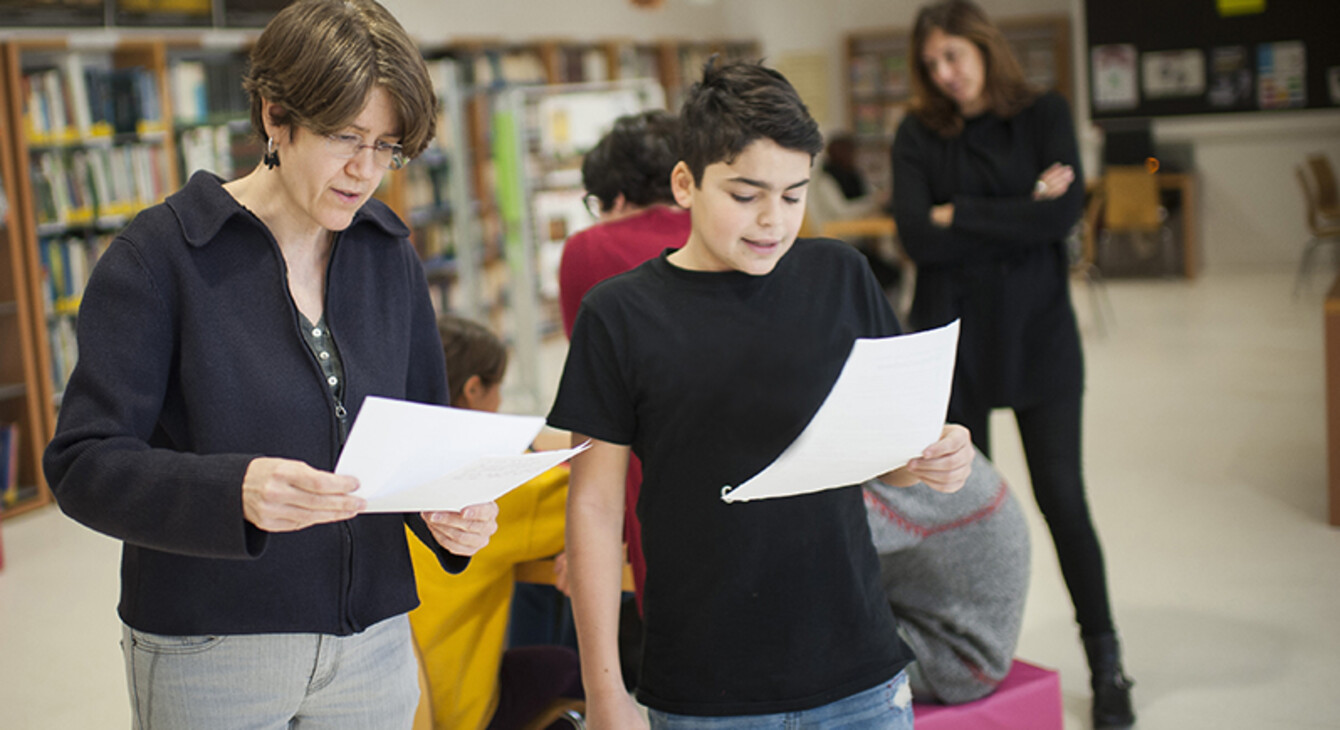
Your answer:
[1141,49,1205,98]
[1092,44,1139,111]
[0,0,104,26]
[1257,40,1306,109]
[1207,46,1254,109]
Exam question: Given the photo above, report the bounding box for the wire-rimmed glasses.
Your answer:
[324,133,407,170]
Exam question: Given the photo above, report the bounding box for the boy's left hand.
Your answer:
[421,502,499,556]
[880,424,974,493]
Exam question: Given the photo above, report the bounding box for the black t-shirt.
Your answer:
[548,238,913,716]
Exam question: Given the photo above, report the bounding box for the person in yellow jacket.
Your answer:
[408,315,579,730]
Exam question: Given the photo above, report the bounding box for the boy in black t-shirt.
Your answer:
[548,59,973,730]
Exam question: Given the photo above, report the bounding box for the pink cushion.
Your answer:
[912,660,1063,730]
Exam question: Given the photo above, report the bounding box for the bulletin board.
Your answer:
[1085,0,1340,119]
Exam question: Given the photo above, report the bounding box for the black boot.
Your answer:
[1083,633,1136,728]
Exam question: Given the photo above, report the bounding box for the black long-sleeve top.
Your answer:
[44,172,465,637]
[892,91,1086,411]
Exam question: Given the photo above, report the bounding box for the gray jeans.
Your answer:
[121,614,418,729]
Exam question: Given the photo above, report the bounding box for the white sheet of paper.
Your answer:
[721,320,960,503]
[335,396,587,513]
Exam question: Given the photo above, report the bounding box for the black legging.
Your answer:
[951,394,1116,638]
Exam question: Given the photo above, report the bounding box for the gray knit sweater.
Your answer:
[863,450,1030,704]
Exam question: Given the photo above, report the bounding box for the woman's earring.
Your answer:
[263,137,280,169]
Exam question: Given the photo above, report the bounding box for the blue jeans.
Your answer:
[647,671,913,730]
[122,614,418,729]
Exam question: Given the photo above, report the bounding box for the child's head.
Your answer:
[582,110,680,219]
[676,59,822,188]
[668,59,823,276]
[438,315,508,412]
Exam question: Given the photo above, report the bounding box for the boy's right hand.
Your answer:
[585,688,648,730]
[242,457,364,532]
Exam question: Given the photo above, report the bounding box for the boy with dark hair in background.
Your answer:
[549,59,973,730]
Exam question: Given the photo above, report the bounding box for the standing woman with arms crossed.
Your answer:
[890,1,1134,727]
[43,1,498,727]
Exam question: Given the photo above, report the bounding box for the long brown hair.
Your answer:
[908,0,1037,138]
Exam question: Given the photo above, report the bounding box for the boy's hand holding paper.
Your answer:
[720,320,962,503]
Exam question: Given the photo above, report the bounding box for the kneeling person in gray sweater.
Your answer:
[864,449,1031,704]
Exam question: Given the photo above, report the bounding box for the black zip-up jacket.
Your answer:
[44,171,466,636]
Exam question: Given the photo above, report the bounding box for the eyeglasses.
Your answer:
[324,133,407,171]
[582,193,605,218]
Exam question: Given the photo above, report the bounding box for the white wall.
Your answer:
[378,0,1340,271]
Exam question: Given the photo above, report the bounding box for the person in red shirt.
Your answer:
[559,110,691,338]
[557,110,690,625]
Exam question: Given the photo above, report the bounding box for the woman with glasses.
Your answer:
[43,1,498,727]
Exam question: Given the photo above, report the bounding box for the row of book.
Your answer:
[169,55,250,126]
[30,145,169,230]
[38,233,112,318]
[850,53,911,98]
[49,316,79,397]
[0,422,20,510]
[22,56,166,145]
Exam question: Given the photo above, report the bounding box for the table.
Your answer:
[1084,172,1200,279]
[820,217,897,239]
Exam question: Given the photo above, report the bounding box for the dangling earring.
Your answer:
[263,137,280,169]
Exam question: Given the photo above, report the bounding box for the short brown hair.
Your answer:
[908,0,1037,138]
[243,0,436,159]
[437,315,508,407]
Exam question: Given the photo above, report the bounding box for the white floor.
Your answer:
[2,267,1339,729]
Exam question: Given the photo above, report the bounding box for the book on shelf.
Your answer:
[850,54,880,96]
[31,145,167,229]
[881,55,910,97]
[170,55,251,126]
[1,422,18,508]
[39,233,110,316]
[22,60,163,144]
[49,317,79,395]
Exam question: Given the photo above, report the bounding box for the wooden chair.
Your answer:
[1295,154,1340,296]
[1074,184,1115,337]
[1097,165,1176,276]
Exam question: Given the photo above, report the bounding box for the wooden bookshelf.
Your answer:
[1,37,180,521]
[0,49,53,519]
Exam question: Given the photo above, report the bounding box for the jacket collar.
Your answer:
[167,171,410,248]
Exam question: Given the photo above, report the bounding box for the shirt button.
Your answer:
[312,327,323,337]
[327,376,338,386]
[320,351,330,360]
